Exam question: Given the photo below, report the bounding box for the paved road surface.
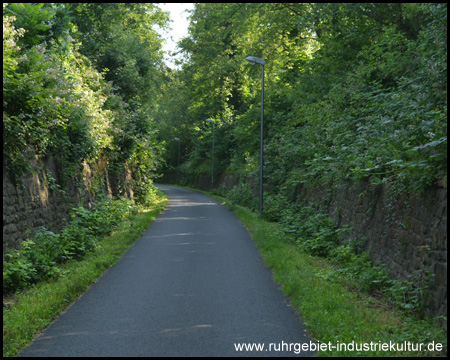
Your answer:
[20,185,314,357]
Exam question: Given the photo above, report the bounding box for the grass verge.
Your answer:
[208,193,447,357]
[3,191,168,357]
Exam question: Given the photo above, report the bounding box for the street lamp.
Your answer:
[205,119,215,190]
[174,137,180,184]
[246,56,266,216]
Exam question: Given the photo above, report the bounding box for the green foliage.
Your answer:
[72,3,168,103]
[3,3,168,198]
[4,4,105,178]
[3,3,70,48]
[157,3,446,196]
[227,182,259,211]
[3,196,136,293]
[276,204,350,258]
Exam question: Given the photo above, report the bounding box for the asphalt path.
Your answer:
[19,185,315,357]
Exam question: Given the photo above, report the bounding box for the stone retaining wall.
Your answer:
[3,152,134,251]
[322,180,447,319]
[269,178,446,319]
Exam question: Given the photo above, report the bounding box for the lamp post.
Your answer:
[245,56,266,216]
[174,137,180,184]
[205,119,215,190]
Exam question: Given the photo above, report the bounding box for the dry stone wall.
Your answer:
[294,179,447,319]
[360,183,445,316]
[3,151,134,251]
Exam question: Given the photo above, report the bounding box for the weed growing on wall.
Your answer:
[227,182,259,212]
[258,192,437,315]
[3,196,136,293]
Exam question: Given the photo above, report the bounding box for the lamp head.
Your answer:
[246,56,266,66]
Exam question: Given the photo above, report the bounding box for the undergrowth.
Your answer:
[3,190,156,294]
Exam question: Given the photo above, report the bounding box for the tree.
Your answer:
[157,3,446,194]
[72,3,169,103]
[3,3,171,196]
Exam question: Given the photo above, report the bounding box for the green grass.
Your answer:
[209,194,447,357]
[3,192,168,357]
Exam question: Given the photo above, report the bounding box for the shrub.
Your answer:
[262,193,290,222]
[277,205,348,257]
[227,182,258,211]
[3,196,136,293]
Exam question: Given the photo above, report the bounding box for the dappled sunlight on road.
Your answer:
[167,199,218,207]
